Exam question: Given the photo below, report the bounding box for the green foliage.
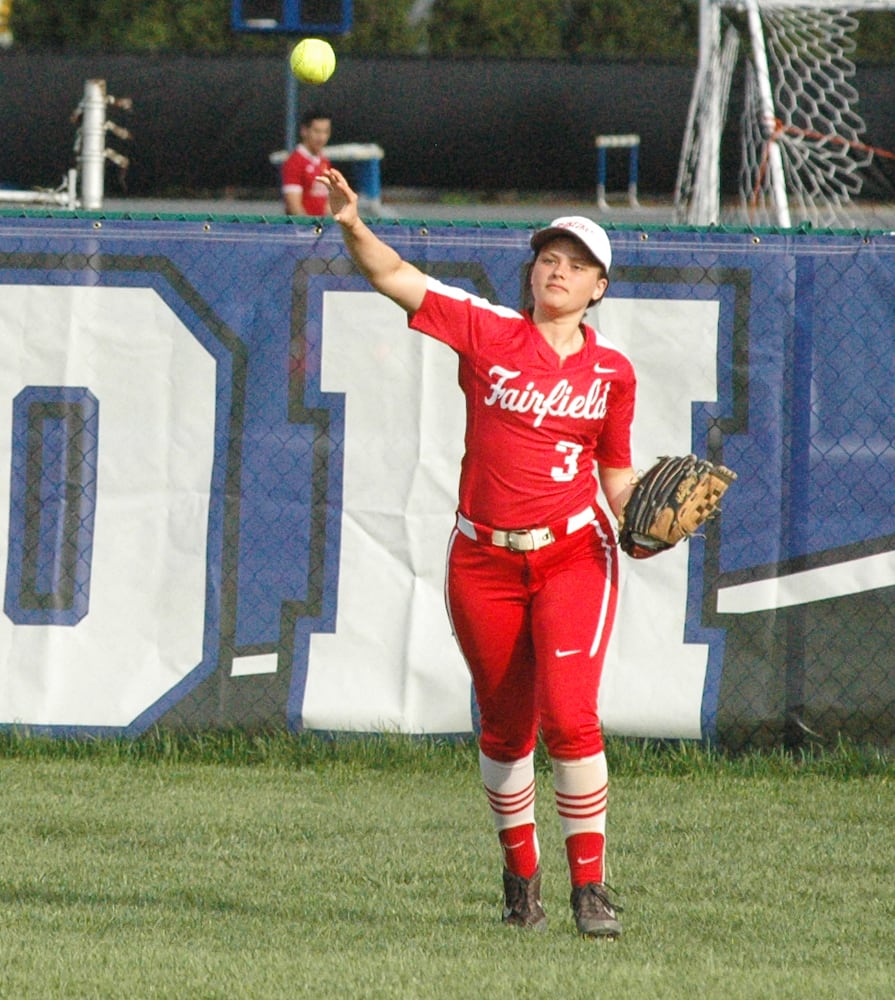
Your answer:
[562,0,699,59]
[854,10,895,63]
[426,0,699,58]
[9,0,425,54]
[426,0,567,57]
[8,0,698,57]
[7,0,894,62]
[338,0,428,55]
[11,0,236,52]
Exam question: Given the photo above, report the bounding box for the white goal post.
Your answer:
[675,0,895,228]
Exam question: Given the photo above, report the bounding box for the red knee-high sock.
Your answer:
[564,831,605,886]
[499,823,539,879]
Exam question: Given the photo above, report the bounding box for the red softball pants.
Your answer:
[445,511,619,762]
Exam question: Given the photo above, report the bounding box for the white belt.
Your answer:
[455,506,596,553]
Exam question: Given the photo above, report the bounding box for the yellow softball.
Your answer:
[290,38,336,86]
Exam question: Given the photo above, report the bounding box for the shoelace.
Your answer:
[577,883,624,914]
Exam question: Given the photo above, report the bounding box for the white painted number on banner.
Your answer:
[0,286,216,728]
[304,291,472,735]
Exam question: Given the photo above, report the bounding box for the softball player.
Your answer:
[322,168,637,938]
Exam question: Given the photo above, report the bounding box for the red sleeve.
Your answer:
[595,360,636,468]
[281,151,303,191]
[409,278,521,355]
[408,281,476,355]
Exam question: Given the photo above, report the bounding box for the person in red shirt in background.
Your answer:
[281,109,332,216]
[321,166,637,940]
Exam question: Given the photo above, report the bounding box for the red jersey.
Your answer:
[409,277,636,528]
[281,144,331,215]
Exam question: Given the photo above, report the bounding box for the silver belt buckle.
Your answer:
[505,527,554,552]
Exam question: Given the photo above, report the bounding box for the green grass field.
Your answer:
[1,732,892,999]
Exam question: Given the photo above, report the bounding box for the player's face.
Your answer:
[301,118,332,155]
[531,238,607,316]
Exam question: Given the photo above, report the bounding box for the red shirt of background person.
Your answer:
[281,110,332,216]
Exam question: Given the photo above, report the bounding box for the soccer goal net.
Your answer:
[674,0,895,227]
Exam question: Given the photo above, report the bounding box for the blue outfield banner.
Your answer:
[0,213,893,747]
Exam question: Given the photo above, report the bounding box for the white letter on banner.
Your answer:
[0,285,216,728]
[593,297,721,739]
[304,290,472,734]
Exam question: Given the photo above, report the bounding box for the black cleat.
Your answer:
[501,867,548,931]
[571,882,623,939]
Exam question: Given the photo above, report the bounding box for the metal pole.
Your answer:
[628,142,640,207]
[285,53,298,152]
[0,0,12,49]
[596,146,608,209]
[66,168,78,209]
[695,0,722,225]
[745,0,791,228]
[79,79,107,211]
[0,189,74,205]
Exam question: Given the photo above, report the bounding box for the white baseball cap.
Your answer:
[530,216,612,274]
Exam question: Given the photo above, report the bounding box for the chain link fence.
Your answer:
[0,212,894,750]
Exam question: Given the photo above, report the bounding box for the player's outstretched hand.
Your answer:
[320,168,359,227]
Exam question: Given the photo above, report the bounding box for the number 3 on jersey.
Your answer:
[551,440,583,482]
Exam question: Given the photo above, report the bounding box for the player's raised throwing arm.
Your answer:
[321,167,427,315]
